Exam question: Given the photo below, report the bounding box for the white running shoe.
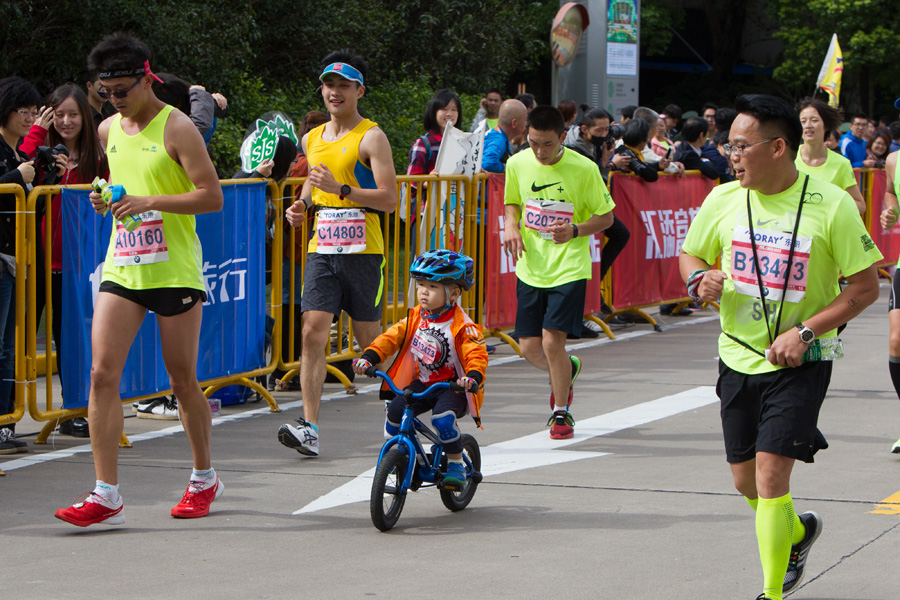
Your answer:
[277,418,319,456]
[135,395,179,420]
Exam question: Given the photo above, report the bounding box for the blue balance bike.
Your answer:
[367,368,482,531]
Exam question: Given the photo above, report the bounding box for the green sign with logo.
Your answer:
[239,113,298,173]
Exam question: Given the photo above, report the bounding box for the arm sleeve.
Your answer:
[19,125,47,159]
[189,89,217,136]
[681,191,723,264]
[406,138,428,176]
[366,318,409,362]
[458,323,488,382]
[828,192,884,276]
[482,133,507,173]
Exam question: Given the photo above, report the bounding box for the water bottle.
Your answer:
[803,337,844,362]
[92,176,142,232]
[763,337,844,363]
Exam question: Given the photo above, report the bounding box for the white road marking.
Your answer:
[293,386,719,514]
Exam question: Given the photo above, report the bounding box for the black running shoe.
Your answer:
[783,511,822,594]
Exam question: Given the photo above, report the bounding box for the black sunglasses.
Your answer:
[97,77,143,100]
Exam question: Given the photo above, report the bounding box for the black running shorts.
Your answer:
[889,273,900,311]
[99,281,206,317]
[301,252,385,322]
[514,277,586,338]
[717,359,832,464]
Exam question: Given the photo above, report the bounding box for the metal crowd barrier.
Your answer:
[271,174,480,391]
[4,165,891,448]
[10,180,281,446]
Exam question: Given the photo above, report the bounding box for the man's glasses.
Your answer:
[97,77,143,99]
[15,109,39,119]
[723,138,777,157]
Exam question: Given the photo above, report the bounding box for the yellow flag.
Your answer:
[816,34,843,108]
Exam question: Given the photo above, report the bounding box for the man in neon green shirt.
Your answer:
[504,106,614,439]
[680,94,881,600]
[55,33,224,527]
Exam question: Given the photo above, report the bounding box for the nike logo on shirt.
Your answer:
[531,181,561,192]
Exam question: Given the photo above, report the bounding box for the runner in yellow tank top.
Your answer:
[279,51,397,457]
[54,33,225,528]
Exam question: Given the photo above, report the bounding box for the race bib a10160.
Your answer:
[730,226,811,303]
[113,211,169,267]
[524,198,574,240]
[315,208,367,254]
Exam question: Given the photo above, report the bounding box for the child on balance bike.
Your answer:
[353,249,488,489]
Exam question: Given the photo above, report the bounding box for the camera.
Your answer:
[602,124,626,150]
[34,144,69,177]
[617,147,645,172]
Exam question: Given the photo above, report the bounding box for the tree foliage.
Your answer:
[772,0,900,114]
[1,0,556,174]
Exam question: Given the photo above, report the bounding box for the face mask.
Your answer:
[590,135,606,146]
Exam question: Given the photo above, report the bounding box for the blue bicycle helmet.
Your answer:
[409,249,475,291]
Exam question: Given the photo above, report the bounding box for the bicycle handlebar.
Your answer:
[365,366,465,397]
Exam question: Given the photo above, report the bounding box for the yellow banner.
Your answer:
[816,33,843,108]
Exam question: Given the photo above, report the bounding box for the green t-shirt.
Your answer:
[682,174,882,375]
[504,147,615,288]
[794,150,857,192]
[486,118,499,130]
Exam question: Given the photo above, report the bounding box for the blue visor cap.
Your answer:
[319,62,364,86]
[895,97,900,110]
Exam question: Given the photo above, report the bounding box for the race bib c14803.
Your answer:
[315,208,367,254]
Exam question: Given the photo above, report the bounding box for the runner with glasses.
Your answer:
[54,32,224,527]
[680,94,881,600]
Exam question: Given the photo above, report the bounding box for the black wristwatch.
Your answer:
[339,184,351,199]
[796,322,815,344]
[571,223,579,238]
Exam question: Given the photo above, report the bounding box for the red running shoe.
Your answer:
[171,477,224,518]
[55,492,125,527]
[548,410,575,440]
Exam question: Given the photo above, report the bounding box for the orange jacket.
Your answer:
[362,305,488,427]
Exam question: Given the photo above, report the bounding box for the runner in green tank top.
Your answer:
[54,33,224,528]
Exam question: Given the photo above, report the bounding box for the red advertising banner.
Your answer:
[864,169,900,267]
[609,173,717,308]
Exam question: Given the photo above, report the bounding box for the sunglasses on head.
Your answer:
[97,77,143,100]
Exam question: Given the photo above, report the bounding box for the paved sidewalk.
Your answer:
[3,288,899,600]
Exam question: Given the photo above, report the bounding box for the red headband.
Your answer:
[144,60,164,84]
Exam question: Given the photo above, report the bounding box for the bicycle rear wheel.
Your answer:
[440,434,481,512]
[370,447,408,531]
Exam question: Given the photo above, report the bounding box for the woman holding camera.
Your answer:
[0,76,41,452]
[20,83,108,437]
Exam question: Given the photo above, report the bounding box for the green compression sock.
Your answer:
[746,496,759,511]
[756,493,797,600]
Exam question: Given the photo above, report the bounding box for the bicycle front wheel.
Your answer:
[440,434,481,512]
[370,447,408,531]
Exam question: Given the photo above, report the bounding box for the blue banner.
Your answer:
[60,182,267,408]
